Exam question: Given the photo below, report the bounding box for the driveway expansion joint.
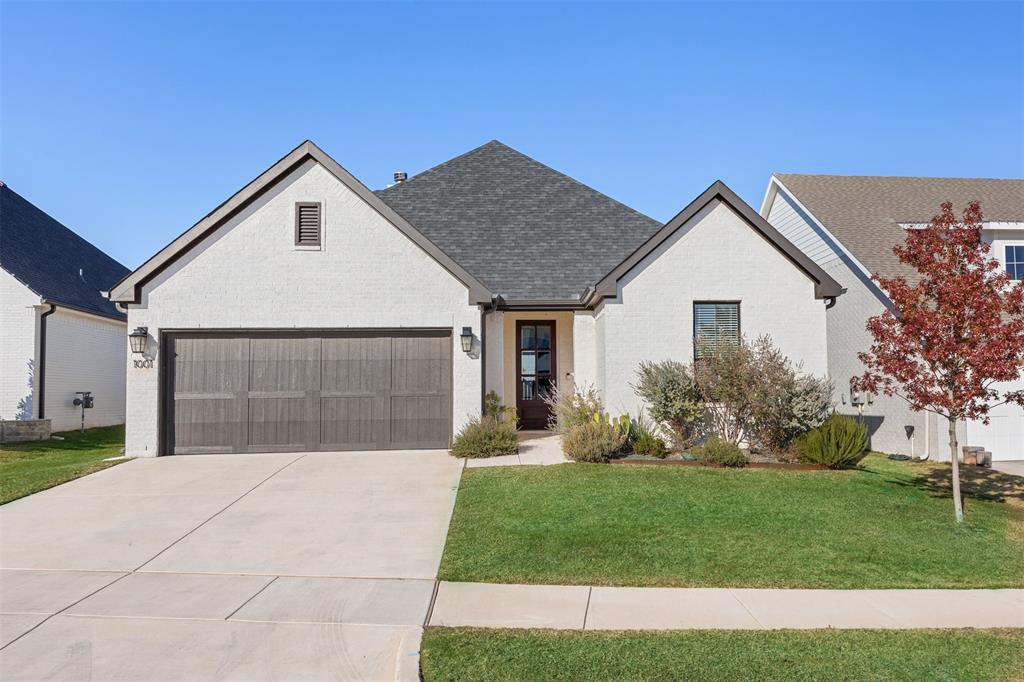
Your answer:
[132,453,307,572]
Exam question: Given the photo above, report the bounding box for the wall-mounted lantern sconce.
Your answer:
[129,327,149,355]
[460,327,474,353]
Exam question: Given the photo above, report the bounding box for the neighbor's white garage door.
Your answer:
[963,380,1024,461]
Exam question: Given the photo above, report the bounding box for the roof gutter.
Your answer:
[37,304,57,419]
[494,295,591,311]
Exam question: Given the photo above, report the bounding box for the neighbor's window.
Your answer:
[1006,245,1024,280]
[693,302,740,360]
[295,202,322,247]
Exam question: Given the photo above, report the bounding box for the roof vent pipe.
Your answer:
[393,171,408,183]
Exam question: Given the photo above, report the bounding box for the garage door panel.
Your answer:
[172,399,245,454]
[172,336,249,394]
[250,338,320,391]
[169,336,249,454]
[248,398,312,450]
[321,397,385,450]
[391,396,448,449]
[322,336,391,393]
[392,336,451,394]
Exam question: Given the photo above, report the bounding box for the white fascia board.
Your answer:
[766,176,879,285]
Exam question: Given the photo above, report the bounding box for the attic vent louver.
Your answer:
[295,202,321,246]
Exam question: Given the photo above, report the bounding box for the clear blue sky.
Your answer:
[3,1,1022,269]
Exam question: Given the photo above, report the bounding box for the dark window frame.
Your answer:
[1006,245,1024,281]
[294,201,322,247]
[693,301,741,361]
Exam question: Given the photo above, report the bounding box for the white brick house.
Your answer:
[0,183,129,433]
[109,141,842,456]
[761,174,1024,461]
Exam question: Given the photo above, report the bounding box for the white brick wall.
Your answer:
[0,269,40,421]
[43,307,127,432]
[571,311,597,392]
[125,159,481,456]
[599,199,829,418]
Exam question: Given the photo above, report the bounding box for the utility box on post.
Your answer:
[72,391,94,433]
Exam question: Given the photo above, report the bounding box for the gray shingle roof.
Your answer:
[376,140,662,301]
[0,182,129,320]
[776,174,1024,280]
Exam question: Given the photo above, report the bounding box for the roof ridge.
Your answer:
[776,172,1024,183]
[378,139,505,192]
[382,140,659,226]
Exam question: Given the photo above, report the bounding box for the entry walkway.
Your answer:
[465,432,568,468]
[428,582,1024,630]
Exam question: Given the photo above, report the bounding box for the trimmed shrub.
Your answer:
[561,420,626,463]
[633,431,669,458]
[631,360,704,449]
[543,384,603,436]
[450,416,519,459]
[794,413,869,468]
[693,438,747,467]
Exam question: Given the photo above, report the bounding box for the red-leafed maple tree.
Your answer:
[854,201,1024,522]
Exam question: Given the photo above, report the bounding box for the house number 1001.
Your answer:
[133,359,154,369]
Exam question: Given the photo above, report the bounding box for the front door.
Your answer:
[516,321,556,430]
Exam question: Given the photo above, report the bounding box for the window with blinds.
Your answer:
[693,302,740,360]
[294,202,322,247]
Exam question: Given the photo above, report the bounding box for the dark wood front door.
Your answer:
[516,321,555,430]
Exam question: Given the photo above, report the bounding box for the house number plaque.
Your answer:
[133,359,154,369]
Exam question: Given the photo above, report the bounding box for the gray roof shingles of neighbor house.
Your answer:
[776,174,1024,281]
[376,140,663,302]
[0,182,129,320]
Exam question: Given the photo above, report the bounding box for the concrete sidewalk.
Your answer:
[428,582,1024,630]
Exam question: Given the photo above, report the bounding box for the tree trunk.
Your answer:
[948,416,964,523]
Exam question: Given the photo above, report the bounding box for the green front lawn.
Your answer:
[439,454,1024,588]
[0,425,126,504]
[420,628,1024,682]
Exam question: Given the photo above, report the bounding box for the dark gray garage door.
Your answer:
[165,331,452,454]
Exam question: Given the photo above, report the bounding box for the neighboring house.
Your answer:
[0,182,130,432]
[761,174,1024,461]
[108,140,842,456]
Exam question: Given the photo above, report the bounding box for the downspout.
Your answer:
[480,305,488,415]
[37,304,57,419]
[922,411,931,460]
[825,296,837,310]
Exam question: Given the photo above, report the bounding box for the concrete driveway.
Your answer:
[0,450,463,681]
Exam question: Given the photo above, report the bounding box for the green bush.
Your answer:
[543,384,604,435]
[561,420,626,463]
[633,431,669,458]
[450,416,519,459]
[794,413,869,468]
[693,438,746,467]
[632,360,705,449]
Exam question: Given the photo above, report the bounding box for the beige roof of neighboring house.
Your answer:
[775,174,1024,280]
